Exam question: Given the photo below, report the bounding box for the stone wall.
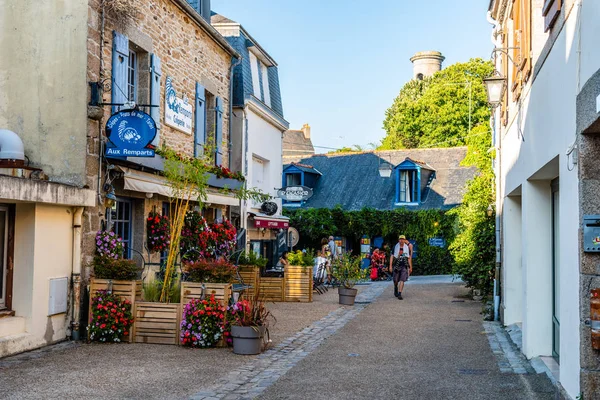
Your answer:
[84,0,235,266]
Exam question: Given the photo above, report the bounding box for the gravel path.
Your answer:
[259,281,558,400]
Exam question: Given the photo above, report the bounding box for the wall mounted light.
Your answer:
[483,47,520,108]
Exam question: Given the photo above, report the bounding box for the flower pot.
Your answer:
[231,325,265,355]
[338,287,358,305]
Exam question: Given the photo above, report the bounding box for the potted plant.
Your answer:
[88,290,134,343]
[180,294,226,348]
[227,296,273,355]
[180,259,236,305]
[285,250,315,302]
[333,254,366,306]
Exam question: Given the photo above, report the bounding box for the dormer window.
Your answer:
[286,172,301,186]
[282,163,322,207]
[395,158,436,206]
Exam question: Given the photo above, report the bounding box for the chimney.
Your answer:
[301,123,311,140]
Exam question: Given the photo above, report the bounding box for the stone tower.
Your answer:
[410,51,445,80]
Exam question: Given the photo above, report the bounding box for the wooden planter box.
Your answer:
[238,266,260,300]
[180,282,232,306]
[259,277,285,302]
[88,278,143,343]
[133,302,181,345]
[284,265,313,303]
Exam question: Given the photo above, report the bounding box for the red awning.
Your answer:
[254,217,289,229]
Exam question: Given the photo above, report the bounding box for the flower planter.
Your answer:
[259,277,285,302]
[133,302,181,345]
[180,282,232,306]
[231,325,265,355]
[338,287,358,306]
[207,173,244,190]
[284,265,312,303]
[88,278,142,343]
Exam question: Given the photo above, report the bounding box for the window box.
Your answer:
[207,173,244,190]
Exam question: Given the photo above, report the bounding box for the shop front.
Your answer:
[248,213,290,272]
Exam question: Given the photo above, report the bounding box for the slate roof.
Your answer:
[283,129,315,160]
[291,147,476,211]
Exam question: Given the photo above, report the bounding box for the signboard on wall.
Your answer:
[105,110,156,157]
[164,76,193,134]
[277,186,313,202]
[428,237,446,248]
[254,219,289,229]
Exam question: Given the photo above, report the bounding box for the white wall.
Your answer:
[498,3,589,396]
[245,109,283,215]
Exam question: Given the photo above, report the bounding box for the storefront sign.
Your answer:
[277,186,313,202]
[428,237,446,248]
[105,110,156,157]
[254,219,289,229]
[164,76,192,134]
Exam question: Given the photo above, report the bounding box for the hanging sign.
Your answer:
[254,218,289,229]
[164,76,193,134]
[105,110,156,157]
[277,186,313,201]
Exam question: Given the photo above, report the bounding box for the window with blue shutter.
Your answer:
[185,0,211,21]
[150,54,161,146]
[194,83,206,157]
[111,31,129,114]
[214,96,223,166]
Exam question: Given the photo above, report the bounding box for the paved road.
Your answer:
[258,280,557,400]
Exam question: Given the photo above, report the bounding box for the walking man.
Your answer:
[389,235,413,300]
[328,236,338,261]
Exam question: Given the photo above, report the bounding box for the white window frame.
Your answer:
[249,52,261,99]
[127,49,138,102]
[261,63,271,107]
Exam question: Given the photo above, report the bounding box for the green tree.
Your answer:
[381,58,494,149]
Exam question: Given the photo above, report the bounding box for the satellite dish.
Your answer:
[288,227,300,248]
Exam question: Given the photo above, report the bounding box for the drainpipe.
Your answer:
[487,9,502,322]
[71,207,84,340]
[228,56,242,169]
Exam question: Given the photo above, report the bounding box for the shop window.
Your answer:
[108,199,133,259]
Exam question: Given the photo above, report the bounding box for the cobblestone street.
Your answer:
[0,278,560,399]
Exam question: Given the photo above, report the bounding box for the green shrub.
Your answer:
[143,280,180,303]
[93,256,139,280]
[287,249,315,267]
[332,253,367,289]
[237,251,268,268]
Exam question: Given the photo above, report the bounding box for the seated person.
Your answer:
[276,251,289,271]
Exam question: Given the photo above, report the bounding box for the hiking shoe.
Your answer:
[398,294,403,300]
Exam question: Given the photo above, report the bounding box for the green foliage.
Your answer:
[92,255,140,281]
[332,253,367,289]
[287,249,315,267]
[449,123,496,295]
[381,58,494,149]
[283,207,457,275]
[185,259,237,283]
[237,251,268,268]
[143,280,180,303]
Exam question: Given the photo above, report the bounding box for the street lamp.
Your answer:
[486,204,494,217]
[483,75,507,108]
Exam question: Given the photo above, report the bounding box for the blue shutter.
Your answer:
[150,54,161,146]
[111,31,129,114]
[215,96,223,166]
[194,83,206,157]
[186,0,200,11]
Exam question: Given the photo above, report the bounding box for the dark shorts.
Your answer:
[393,257,409,282]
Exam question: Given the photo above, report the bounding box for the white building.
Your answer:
[212,15,290,268]
[488,1,600,398]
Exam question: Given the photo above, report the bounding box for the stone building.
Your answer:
[487,0,600,397]
[0,0,243,357]
[283,124,315,164]
[212,14,290,269]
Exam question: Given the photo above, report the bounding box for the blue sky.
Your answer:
[212,0,493,153]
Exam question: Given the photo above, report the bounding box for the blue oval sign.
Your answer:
[105,110,157,157]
